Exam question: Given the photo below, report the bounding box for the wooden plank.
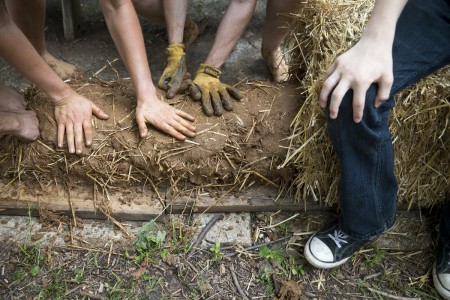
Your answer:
[0,181,164,221]
[61,0,81,40]
[166,186,333,214]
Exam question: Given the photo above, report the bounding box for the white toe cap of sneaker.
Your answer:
[309,237,334,262]
[434,271,450,300]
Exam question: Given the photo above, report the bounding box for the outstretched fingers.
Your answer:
[136,114,149,138]
[374,75,393,108]
[91,103,109,120]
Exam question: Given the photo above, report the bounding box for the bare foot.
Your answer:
[41,51,83,79]
[261,47,289,83]
[0,84,27,112]
[0,110,40,141]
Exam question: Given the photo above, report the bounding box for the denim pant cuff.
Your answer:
[339,216,396,241]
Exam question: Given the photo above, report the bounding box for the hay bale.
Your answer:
[0,79,301,204]
[284,0,449,207]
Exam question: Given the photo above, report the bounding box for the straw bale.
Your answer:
[284,0,449,207]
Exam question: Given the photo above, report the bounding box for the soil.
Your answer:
[0,79,301,203]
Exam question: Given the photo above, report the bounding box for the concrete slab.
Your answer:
[0,215,144,249]
[194,213,253,248]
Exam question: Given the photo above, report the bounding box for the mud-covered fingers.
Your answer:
[178,75,192,94]
[83,118,93,147]
[319,72,340,108]
[136,114,149,138]
[91,102,109,120]
[225,85,242,100]
[173,114,196,137]
[210,89,223,116]
[167,66,187,99]
[219,88,233,111]
[74,123,84,154]
[201,88,214,116]
[65,122,75,153]
[189,84,202,101]
[57,123,65,148]
[175,109,196,122]
[161,122,187,141]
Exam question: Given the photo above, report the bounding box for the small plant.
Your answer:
[35,269,66,300]
[14,244,45,282]
[134,220,167,263]
[256,266,274,295]
[73,267,85,284]
[258,245,305,279]
[142,274,163,293]
[363,247,386,267]
[209,241,222,262]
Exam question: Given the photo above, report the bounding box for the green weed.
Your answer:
[209,241,223,262]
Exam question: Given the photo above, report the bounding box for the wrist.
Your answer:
[136,88,160,107]
[196,63,221,79]
[48,84,75,105]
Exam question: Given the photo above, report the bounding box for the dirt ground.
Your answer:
[0,0,445,299]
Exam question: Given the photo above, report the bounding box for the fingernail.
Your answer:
[70,148,75,153]
[86,140,92,146]
[77,149,82,154]
[58,143,63,148]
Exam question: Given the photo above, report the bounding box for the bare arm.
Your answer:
[319,0,408,123]
[0,5,108,153]
[100,0,196,140]
[204,0,257,67]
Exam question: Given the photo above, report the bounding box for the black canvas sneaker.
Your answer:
[433,240,450,300]
[304,221,372,269]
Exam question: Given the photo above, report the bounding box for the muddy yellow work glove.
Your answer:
[189,64,242,116]
[158,44,189,98]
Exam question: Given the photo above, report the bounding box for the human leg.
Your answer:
[261,0,299,83]
[5,0,82,79]
[132,0,197,48]
[305,0,450,268]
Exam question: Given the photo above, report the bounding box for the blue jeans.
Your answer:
[326,0,450,241]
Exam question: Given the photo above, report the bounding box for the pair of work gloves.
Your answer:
[158,44,242,116]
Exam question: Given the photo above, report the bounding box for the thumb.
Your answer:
[189,83,202,101]
[136,114,148,138]
[91,103,109,120]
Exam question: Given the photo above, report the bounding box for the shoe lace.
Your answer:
[327,230,349,248]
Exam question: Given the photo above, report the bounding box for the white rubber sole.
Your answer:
[304,236,351,269]
[433,263,450,300]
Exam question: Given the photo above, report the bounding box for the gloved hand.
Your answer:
[158,44,190,98]
[189,63,242,116]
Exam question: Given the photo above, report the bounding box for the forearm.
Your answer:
[204,0,256,68]
[163,0,187,45]
[100,0,156,103]
[361,0,408,47]
[0,15,72,103]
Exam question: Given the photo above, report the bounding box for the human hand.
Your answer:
[189,64,242,116]
[135,95,196,141]
[158,44,190,98]
[319,38,393,123]
[54,92,109,154]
